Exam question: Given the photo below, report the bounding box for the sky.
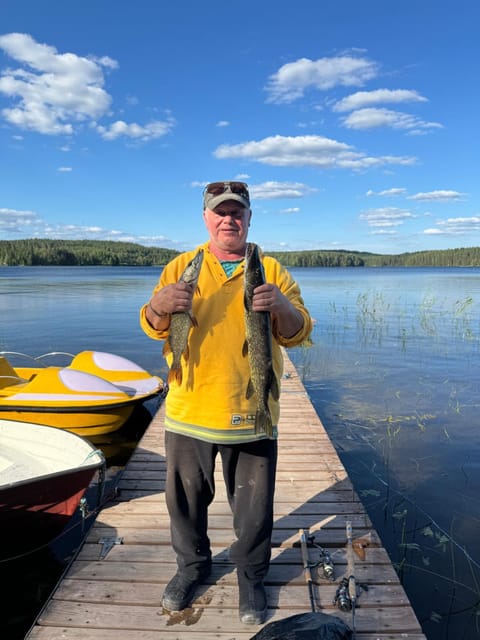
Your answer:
[0,0,478,255]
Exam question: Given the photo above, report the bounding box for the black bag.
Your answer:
[249,612,352,640]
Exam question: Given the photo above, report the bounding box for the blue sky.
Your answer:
[0,0,478,254]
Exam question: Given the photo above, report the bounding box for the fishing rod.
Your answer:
[299,527,337,613]
[299,528,316,612]
[346,521,357,635]
[334,521,357,638]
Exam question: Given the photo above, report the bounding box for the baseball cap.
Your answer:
[203,181,250,211]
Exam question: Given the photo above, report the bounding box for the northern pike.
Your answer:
[243,242,279,437]
[163,249,204,386]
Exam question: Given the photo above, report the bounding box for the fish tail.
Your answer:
[255,407,273,438]
[168,365,183,386]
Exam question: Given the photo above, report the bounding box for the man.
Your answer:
[140,181,312,625]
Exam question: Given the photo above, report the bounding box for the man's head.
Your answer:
[203,181,250,212]
[203,181,252,257]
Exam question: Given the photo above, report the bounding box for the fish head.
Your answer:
[244,242,265,285]
[182,249,204,285]
[245,242,256,261]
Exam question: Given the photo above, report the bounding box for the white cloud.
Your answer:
[371,229,398,236]
[57,166,72,172]
[424,216,480,235]
[360,207,414,227]
[0,206,179,246]
[192,179,317,201]
[96,117,176,141]
[250,181,318,200]
[265,55,378,104]
[216,120,230,127]
[367,187,407,197]
[342,107,443,132]
[0,33,175,143]
[408,190,466,202]
[90,55,118,70]
[0,207,41,232]
[279,207,300,214]
[334,89,427,112]
[0,32,114,134]
[214,135,416,170]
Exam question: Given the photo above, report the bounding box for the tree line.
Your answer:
[0,239,179,266]
[267,247,480,267]
[1,239,480,267]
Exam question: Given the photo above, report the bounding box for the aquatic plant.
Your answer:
[289,286,480,638]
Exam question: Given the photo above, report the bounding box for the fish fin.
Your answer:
[246,378,255,399]
[270,371,280,401]
[168,366,183,386]
[255,409,273,438]
[189,312,198,328]
[242,340,248,357]
[163,340,171,356]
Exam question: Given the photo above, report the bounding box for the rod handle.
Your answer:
[299,528,312,581]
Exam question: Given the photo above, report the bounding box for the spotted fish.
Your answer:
[163,249,204,385]
[243,242,279,436]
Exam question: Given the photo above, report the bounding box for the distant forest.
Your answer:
[1,239,480,268]
[0,239,178,266]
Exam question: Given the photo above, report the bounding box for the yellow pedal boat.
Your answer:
[0,351,163,436]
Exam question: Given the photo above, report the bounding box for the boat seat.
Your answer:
[0,356,27,389]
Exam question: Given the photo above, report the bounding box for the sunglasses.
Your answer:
[204,181,250,203]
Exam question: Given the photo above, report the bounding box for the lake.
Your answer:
[1,265,479,640]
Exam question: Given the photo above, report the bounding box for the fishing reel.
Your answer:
[334,578,352,612]
[318,548,335,580]
[334,577,368,612]
[307,533,335,581]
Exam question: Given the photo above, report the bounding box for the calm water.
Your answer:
[1,265,479,639]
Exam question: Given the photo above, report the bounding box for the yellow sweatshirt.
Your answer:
[140,242,312,444]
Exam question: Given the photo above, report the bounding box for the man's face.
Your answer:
[203,200,251,253]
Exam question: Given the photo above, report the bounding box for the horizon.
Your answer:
[2,237,479,258]
[0,1,478,254]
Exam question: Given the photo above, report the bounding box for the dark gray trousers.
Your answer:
[165,431,277,581]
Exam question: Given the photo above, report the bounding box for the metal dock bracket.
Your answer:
[98,536,123,560]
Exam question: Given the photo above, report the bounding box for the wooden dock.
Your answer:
[27,353,426,639]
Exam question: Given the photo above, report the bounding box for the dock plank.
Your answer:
[27,353,426,640]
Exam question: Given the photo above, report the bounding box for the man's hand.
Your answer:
[151,282,194,315]
[252,284,304,338]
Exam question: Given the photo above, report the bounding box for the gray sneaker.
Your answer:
[238,577,267,625]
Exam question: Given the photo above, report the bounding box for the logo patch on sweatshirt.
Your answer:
[231,414,257,425]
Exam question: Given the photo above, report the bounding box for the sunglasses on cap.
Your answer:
[204,181,250,203]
